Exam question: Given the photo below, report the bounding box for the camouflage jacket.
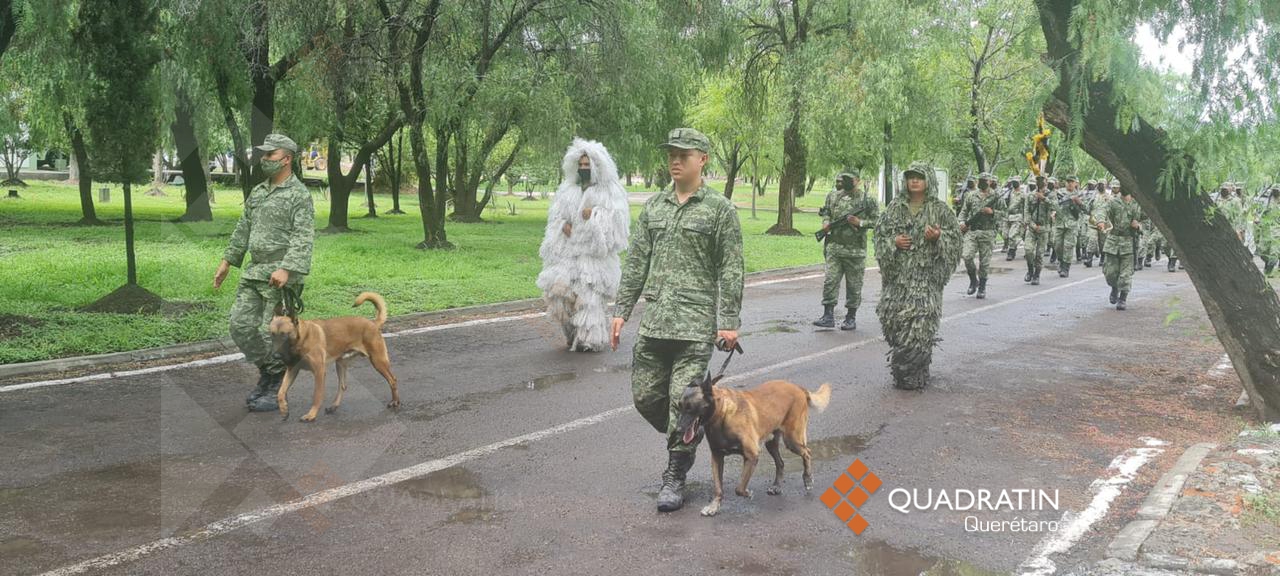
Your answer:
[1054,187,1087,228]
[1102,197,1142,255]
[223,174,315,284]
[958,189,1006,231]
[1023,188,1055,231]
[1004,189,1025,221]
[874,193,962,290]
[821,189,879,255]
[613,183,744,342]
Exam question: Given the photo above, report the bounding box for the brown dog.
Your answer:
[269,292,399,422]
[675,374,831,517]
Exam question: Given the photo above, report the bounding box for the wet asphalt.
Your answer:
[0,255,1240,576]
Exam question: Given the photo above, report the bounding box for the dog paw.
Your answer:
[700,502,721,517]
[735,488,752,499]
[299,414,316,423]
[324,406,338,415]
[387,401,400,409]
[767,486,782,496]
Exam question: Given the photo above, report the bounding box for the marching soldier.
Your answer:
[1100,180,1142,310]
[959,172,1006,299]
[814,169,878,330]
[1023,175,1054,285]
[1003,176,1025,261]
[1053,175,1084,278]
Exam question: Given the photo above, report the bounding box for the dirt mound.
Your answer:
[79,284,166,314]
[0,314,43,340]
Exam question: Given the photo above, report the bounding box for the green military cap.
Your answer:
[1008,175,1021,183]
[1046,176,1058,184]
[978,172,994,181]
[1065,175,1079,183]
[838,167,860,179]
[659,127,710,152]
[903,163,930,179]
[255,133,300,155]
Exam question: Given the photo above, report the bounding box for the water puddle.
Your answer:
[522,371,576,390]
[853,540,1007,575]
[592,363,632,374]
[444,505,502,525]
[396,467,486,500]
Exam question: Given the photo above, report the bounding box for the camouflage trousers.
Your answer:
[1053,224,1077,265]
[1087,228,1104,256]
[1103,246,1134,291]
[962,229,996,278]
[1024,227,1050,270]
[229,279,293,374]
[822,248,866,310]
[631,337,713,454]
[1002,219,1023,251]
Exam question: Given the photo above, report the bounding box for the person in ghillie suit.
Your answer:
[873,162,961,390]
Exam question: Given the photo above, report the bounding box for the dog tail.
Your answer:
[807,383,832,413]
[354,292,388,327]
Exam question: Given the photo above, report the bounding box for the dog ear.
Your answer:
[273,301,286,317]
[699,371,714,396]
[709,374,725,388]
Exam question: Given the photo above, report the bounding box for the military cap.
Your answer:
[1065,175,1079,183]
[1046,176,1058,185]
[838,167,861,179]
[903,164,930,179]
[1008,175,1021,183]
[978,172,995,181]
[255,133,299,155]
[659,128,710,153]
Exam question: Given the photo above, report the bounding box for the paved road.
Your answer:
[0,257,1245,576]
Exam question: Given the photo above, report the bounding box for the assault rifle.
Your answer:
[815,204,874,243]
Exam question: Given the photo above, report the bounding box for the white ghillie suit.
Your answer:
[536,139,630,351]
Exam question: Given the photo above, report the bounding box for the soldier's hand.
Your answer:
[924,225,941,242]
[823,222,831,231]
[1096,222,1107,232]
[1036,192,1046,201]
[959,223,969,233]
[1130,220,1140,230]
[847,215,860,227]
[268,269,290,288]
[895,234,913,250]
[981,207,994,215]
[562,222,573,237]
[581,206,593,220]
[716,330,739,352]
[213,260,230,290]
[610,317,624,351]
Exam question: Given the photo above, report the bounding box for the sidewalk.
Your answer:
[1081,423,1280,575]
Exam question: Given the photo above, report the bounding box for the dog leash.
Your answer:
[712,339,744,379]
[280,285,305,316]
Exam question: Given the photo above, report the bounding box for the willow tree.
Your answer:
[1034,0,1280,419]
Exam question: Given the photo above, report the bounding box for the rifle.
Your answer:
[815,203,874,242]
[963,191,1002,229]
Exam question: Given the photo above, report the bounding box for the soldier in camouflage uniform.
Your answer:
[1023,175,1055,285]
[1075,181,1095,265]
[1053,176,1085,278]
[610,128,744,513]
[214,134,315,412]
[1002,176,1025,261]
[1217,184,1246,244]
[814,168,878,330]
[1087,181,1113,268]
[958,172,1005,299]
[874,162,961,390]
[1100,181,1142,310]
[1257,185,1280,276]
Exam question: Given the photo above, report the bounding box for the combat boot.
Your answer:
[1006,247,1017,261]
[1116,291,1128,311]
[1099,252,1106,266]
[1144,255,1152,268]
[245,367,273,404]
[1031,267,1041,286]
[657,451,696,512]
[976,278,987,300]
[1024,261,1033,283]
[1109,285,1119,305]
[813,305,835,328]
[247,371,284,412]
[1059,261,1070,278]
[965,267,978,295]
[1168,257,1178,272]
[1264,260,1276,276]
[839,309,857,331]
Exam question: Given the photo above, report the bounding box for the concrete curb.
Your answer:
[0,264,825,381]
[1105,442,1218,562]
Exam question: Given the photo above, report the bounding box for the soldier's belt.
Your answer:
[249,249,288,263]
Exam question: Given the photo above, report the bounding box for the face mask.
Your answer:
[260,157,288,177]
[978,181,989,191]
[578,168,591,184]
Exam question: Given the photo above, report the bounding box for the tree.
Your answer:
[1034,0,1280,420]
[0,85,30,186]
[74,0,161,299]
[0,0,17,65]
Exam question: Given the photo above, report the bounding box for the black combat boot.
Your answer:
[976,278,987,300]
[1059,261,1070,278]
[245,367,273,404]
[1031,267,1041,286]
[1116,291,1128,311]
[1109,285,1118,305]
[1024,261,1033,283]
[1154,245,1162,261]
[247,371,284,412]
[1099,252,1106,266]
[965,265,978,295]
[813,305,835,328]
[657,451,696,512]
[1168,257,1178,272]
[1144,255,1152,268]
[839,309,857,331]
[1083,253,1093,268]
[1133,256,1143,272]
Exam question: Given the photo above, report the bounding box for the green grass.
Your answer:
[0,180,843,364]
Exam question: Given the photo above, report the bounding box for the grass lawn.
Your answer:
[0,179,860,364]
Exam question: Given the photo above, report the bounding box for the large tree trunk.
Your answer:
[65,115,101,225]
[722,144,742,200]
[770,84,805,236]
[172,87,212,221]
[0,0,16,65]
[476,137,521,216]
[213,69,252,200]
[123,181,137,285]
[450,127,480,221]
[325,138,353,232]
[146,151,166,196]
[388,129,404,214]
[1038,0,1280,420]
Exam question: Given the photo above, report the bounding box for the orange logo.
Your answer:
[820,459,881,535]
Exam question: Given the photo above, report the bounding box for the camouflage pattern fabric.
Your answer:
[230,280,288,374]
[821,188,878,309]
[631,337,713,454]
[1054,186,1085,266]
[613,183,744,343]
[873,162,962,389]
[1103,196,1142,291]
[1023,187,1055,275]
[958,189,1006,279]
[1003,187,1025,251]
[1257,196,1280,269]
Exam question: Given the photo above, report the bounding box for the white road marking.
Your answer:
[1206,353,1233,379]
[1,270,834,394]
[36,272,1106,575]
[1017,437,1167,576]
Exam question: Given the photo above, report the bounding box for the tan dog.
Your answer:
[269,292,399,422]
[674,374,831,517]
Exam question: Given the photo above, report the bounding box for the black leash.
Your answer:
[712,339,744,379]
[280,284,305,317]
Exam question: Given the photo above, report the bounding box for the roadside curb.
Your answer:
[1106,442,1217,562]
[0,264,824,382]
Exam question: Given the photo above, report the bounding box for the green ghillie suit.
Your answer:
[873,162,962,389]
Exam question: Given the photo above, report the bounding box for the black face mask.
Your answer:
[578,168,591,184]
[978,181,989,191]
[841,177,854,191]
